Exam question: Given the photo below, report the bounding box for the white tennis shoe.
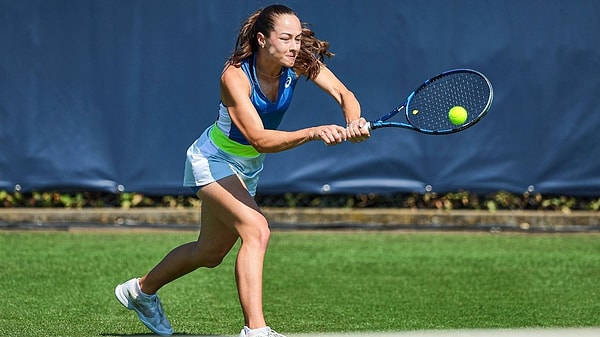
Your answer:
[115,278,173,336]
[239,326,287,337]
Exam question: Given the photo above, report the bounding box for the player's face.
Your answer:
[265,14,302,67]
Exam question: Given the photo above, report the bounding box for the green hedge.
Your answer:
[1,190,599,211]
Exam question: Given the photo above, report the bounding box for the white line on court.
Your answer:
[289,328,600,337]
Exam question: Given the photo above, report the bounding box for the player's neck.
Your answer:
[254,53,283,79]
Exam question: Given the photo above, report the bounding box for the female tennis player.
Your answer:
[115,4,369,336]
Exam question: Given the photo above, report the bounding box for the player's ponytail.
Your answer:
[296,27,334,80]
[226,9,261,66]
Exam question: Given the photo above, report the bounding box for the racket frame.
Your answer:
[367,69,493,135]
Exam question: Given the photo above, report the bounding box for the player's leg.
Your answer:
[138,195,240,294]
[195,175,271,329]
[115,178,241,336]
[117,174,273,334]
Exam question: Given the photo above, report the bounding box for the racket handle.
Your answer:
[362,121,372,132]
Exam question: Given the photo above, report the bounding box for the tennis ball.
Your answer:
[448,106,468,125]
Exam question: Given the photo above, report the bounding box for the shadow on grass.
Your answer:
[101,333,229,337]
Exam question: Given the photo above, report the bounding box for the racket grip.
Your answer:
[362,121,372,132]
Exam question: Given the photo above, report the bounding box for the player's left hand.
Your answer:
[345,117,370,143]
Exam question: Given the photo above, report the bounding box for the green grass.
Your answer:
[0,231,599,336]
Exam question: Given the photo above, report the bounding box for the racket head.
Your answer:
[404,69,493,134]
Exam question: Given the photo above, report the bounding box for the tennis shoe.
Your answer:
[239,326,287,337]
[115,278,173,336]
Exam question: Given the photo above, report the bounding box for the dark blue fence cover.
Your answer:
[1,0,599,196]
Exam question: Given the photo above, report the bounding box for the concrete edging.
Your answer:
[0,208,598,232]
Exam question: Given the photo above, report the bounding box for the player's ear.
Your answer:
[256,32,266,48]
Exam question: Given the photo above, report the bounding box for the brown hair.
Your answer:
[226,4,334,80]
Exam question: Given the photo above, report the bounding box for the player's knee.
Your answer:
[202,255,226,268]
[241,218,271,250]
[195,249,229,268]
[190,244,231,269]
[255,224,271,249]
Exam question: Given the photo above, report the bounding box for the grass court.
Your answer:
[1,230,598,336]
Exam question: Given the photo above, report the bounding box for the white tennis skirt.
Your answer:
[183,127,265,196]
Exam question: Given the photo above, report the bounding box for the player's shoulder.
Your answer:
[221,64,249,87]
[220,64,251,101]
[221,63,244,79]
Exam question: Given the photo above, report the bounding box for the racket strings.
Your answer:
[407,71,491,132]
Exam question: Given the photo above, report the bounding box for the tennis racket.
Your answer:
[365,69,493,135]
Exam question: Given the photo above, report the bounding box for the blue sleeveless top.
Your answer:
[210,55,298,157]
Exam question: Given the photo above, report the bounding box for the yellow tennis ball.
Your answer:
[448,106,468,125]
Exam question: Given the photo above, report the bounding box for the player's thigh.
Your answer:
[191,201,239,266]
[197,175,268,241]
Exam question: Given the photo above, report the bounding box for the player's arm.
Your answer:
[220,66,346,153]
[310,64,370,142]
